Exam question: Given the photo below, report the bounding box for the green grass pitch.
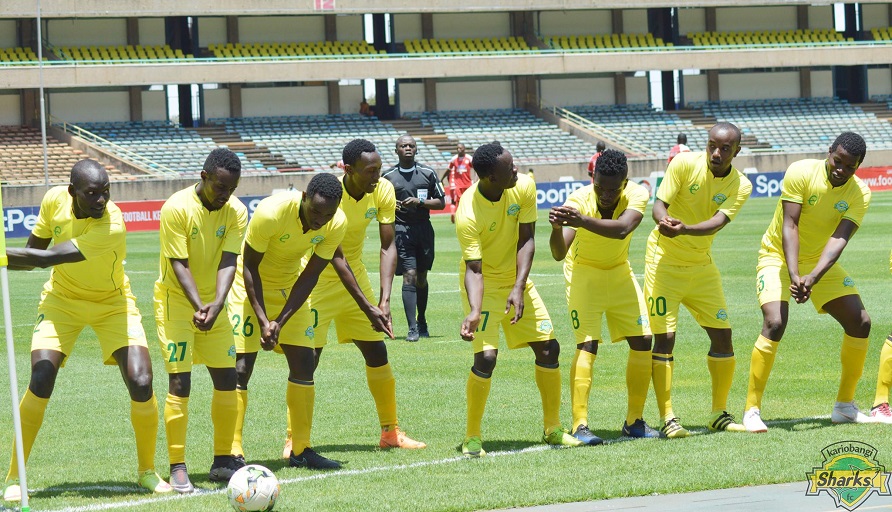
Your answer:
[1,194,892,511]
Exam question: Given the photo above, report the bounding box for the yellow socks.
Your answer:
[535,364,562,434]
[211,390,237,457]
[838,334,869,403]
[707,354,736,413]
[652,353,674,421]
[874,337,892,407]
[746,335,779,411]
[6,390,48,481]
[626,349,652,425]
[130,395,159,473]
[366,363,397,427]
[286,381,315,454]
[570,349,596,430]
[232,388,248,457]
[164,394,189,465]
[465,371,492,439]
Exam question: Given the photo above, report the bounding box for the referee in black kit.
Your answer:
[382,134,445,341]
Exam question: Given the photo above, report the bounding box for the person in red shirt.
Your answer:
[442,143,474,223]
[587,141,606,182]
[668,133,691,163]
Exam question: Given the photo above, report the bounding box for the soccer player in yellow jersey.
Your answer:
[234,172,388,470]
[743,132,882,431]
[3,160,171,503]
[644,122,752,438]
[456,143,582,457]
[549,149,658,443]
[873,253,892,424]
[154,148,247,492]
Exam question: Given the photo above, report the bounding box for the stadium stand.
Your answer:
[869,27,892,41]
[0,125,127,184]
[0,47,38,64]
[53,45,188,62]
[687,29,851,47]
[75,121,269,176]
[543,34,670,50]
[404,37,533,54]
[210,114,444,171]
[691,97,892,152]
[208,41,384,59]
[405,109,600,166]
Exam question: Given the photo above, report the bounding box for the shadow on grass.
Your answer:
[453,439,541,454]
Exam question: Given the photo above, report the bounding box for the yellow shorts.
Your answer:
[567,262,650,344]
[310,266,381,348]
[228,284,315,353]
[31,286,148,367]
[757,259,858,313]
[155,287,236,373]
[643,260,731,334]
[462,279,555,353]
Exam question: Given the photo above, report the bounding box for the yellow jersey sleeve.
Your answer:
[159,194,190,261]
[376,179,396,224]
[656,152,692,205]
[456,190,482,261]
[627,181,650,214]
[718,171,752,222]
[244,197,280,254]
[31,186,66,239]
[564,184,591,218]
[842,177,870,227]
[780,160,809,205]
[516,174,538,224]
[223,197,248,255]
[312,209,347,261]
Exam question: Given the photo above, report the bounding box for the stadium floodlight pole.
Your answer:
[37,0,49,189]
[0,184,30,511]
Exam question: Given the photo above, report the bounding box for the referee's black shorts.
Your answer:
[394,222,435,275]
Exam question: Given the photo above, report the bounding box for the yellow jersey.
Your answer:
[456,173,538,286]
[318,176,396,283]
[646,152,752,266]
[564,181,649,271]
[242,191,347,290]
[31,186,129,301]
[760,159,870,264]
[156,185,247,302]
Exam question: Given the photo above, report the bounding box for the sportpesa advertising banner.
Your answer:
[3,169,891,238]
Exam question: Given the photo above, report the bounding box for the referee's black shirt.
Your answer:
[382,163,445,225]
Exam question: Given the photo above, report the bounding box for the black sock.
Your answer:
[417,284,429,325]
[402,282,417,329]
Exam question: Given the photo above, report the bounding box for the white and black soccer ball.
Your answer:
[227,464,280,512]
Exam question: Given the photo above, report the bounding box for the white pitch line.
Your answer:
[38,415,835,511]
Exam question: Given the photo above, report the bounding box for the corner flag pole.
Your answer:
[0,184,30,510]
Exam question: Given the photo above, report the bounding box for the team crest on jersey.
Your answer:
[805,441,891,511]
[689,184,701,194]
[279,233,290,242]
[54,226,62,236]
[843,277,855,287]
[310,235,325,244]
[537,320,553,333]
[716,309,728,321]
[128,325,146,340]
[507,204,521,216]
[365,207,377,219]
[808,194,819,206]
[712,193,727,205]
[305,326,315,339]
[228,345,236,358]
[834,201,849,214]
[190,226,199,239]
[637,315,649,328]
[216,226,225,238]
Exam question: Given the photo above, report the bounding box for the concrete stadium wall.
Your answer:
[0,20,16,47]
[393,14,422,42]
[436,80,513,110]
[684,74,708,103]
[869,68,892,97]
[141,89,167,121]
[47,18,128,47]
[718,71,800,100]
[204,88,230,119]
[0,93,21,125]
[336,15,365,42]
[239,16,324,43]
[679,8,706,34]
[811,70,834,97]
[398,82,425,113]
[242,85,329,117]
[339,84,364,114]
[540,77,615,106]
[198,17,228,46]
[539,11,612,36]
[137,18,166,46]
[715,6,798,32]
[432,13,510,39]
[49,90,130,123]
[862,4,892,29]
[627,75,649,103]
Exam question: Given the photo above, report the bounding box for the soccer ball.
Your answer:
[227,464,280,511]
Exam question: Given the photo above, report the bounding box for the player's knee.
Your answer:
[28,361,58,398]
[127,373,154,401]
[539,339,560,364]
[846,311,871,338]
[762,315,786,340]
[474,351,497,374]
[168,373,191,397]
[403,270,417,286]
